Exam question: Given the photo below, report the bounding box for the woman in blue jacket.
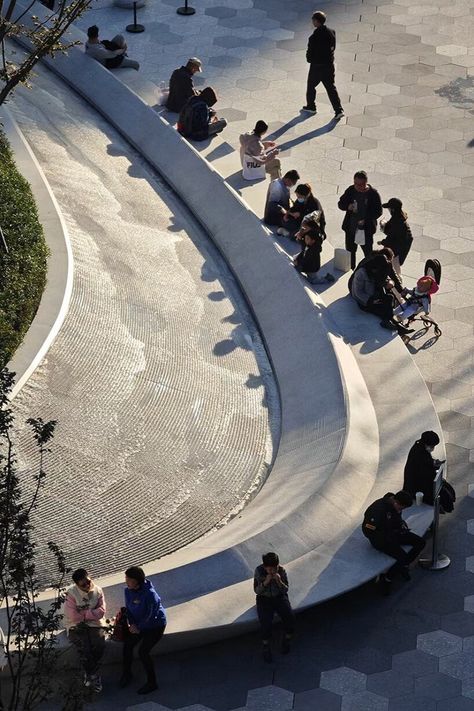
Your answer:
[120,566,167,694]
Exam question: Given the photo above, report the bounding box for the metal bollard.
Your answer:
[126,1,145,33]
[419,464,451,570]
[177,0,195,15]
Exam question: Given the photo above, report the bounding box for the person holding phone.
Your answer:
[253,552,294,663]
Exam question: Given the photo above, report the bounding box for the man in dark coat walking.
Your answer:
[303,11,344,119]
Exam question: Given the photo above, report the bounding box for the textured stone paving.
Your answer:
[66,0,474,708]
[9,66,278,579]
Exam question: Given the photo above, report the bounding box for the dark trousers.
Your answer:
[361,293,394,322]
[256,595,294,643]
[306,63,342,113]
[345,231,373,269]
[370,531,426,577]
[69,626,106,676]
[123,626,166,684]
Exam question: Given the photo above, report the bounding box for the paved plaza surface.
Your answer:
[9,67,278,580]
[12,0,474,707]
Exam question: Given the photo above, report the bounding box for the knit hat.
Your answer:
[416,275,439,295]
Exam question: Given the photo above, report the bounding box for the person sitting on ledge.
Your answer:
[177,87,227,141]
[264,169,300,228]
[239,120,281,181]
[349,250,413,336]
[254,552,294,663]
[362,491,426,594]
[293,229,334,284]
[85,25,140,70]
[280,183,322,238]
[166,57,209,113]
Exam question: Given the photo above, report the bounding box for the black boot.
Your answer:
[262,644,273,663]
[137,678,158,694]
[119,671,133,688]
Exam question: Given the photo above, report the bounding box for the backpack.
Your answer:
[178,99,209,141]
[440,480,455,513]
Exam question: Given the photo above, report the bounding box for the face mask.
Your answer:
[297,198,305,203]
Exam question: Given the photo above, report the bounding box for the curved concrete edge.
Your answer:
[7,7,385,637]
[8,6,441,654]
[1,108,73,400]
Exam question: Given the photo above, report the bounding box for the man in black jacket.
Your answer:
[362,491,425,591]
[338,170,383,269]
[303,11,344,119]
[167,58,204,113]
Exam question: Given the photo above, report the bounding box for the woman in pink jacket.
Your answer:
[64,568,106,693]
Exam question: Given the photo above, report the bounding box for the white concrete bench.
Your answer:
[8,4,443,654]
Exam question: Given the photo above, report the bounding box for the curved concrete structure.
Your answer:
[6,7,443,652]
[1,109,73,400]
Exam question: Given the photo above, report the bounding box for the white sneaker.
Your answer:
[83,672,91,687]
[277,227,290,237]
[334,109,345,120]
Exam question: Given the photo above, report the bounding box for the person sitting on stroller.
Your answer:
[393,275,439,323]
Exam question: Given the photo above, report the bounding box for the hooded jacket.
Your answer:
[125,579,167,631]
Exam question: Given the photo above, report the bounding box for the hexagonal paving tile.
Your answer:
[341,690,388,710]
[246,685,294,711]
[392,649,439,677]
[417,630,463,657]
[439,652,474,679]
[414,672,462,699]
[126,704,171,711]
[367,670,414,698]
[320,667,367,695]
[294,687,342,710]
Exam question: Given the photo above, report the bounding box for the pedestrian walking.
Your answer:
[119,566,167,695]
[338,170,383,269]
[64,568,107,693]
[303,11,344,119]
[254,552,294,663]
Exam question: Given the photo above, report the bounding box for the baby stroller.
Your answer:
[393,259,442,340]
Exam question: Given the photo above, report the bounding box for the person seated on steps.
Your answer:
[166,57,212,113]
[239,120,281,181]
[279,183,324,239]
[293,229,334,284]
[253,552,294,664]
[362,491,426,595]
[349,250,413,336]
[177,87,227,141]
[264,170,300,228]
[85,25,140,70]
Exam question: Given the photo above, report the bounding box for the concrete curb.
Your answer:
[1,108,73,400]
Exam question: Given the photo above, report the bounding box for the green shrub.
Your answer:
[0,129,48,368]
